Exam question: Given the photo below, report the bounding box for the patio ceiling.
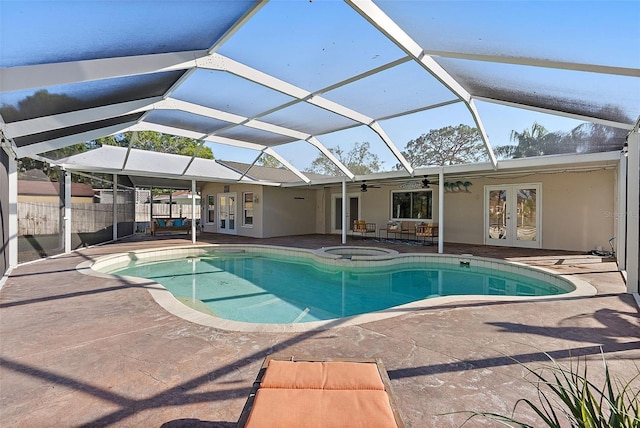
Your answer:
[1,1,638,186]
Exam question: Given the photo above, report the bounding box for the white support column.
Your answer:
[438,168,444,254]
[112,174,118,241]
[342,179,347,245]
[191,180,197,244]
[617,152,627,270]
[8,156,18,268]
[625,130,639,294]
[64,171,71,253]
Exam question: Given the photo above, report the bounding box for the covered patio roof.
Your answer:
[1,1,638,185]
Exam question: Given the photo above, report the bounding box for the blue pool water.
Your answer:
[111,253,568,324]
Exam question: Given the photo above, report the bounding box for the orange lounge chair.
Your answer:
[236,356,405,428]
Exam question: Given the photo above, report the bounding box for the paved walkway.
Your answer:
[1,234,638,427]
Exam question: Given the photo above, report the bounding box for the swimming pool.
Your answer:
[84,245,595,332]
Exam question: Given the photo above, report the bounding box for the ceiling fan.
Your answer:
[360,181,380,192]
[421,176,439,188]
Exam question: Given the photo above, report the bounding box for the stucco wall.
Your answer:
[321,184,440,233]
[262,187,317,238]
[443,168,616,251]
[199,183,263,238]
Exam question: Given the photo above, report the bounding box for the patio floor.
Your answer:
[1,233,638,427]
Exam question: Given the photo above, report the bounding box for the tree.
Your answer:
[307,141,382,175]
[499,122,558,158]
[498,108,630,160]
[400,124,487,167]
[95,131,213,159]
[256,153,283,169]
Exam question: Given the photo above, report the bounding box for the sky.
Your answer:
[1,0,638,172]
[196,0,639,170]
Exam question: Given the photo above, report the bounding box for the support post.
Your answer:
[617,152,627,270]
[64,171,71,253]
[342,179,347,245]
[191,180,197,244]
[438,168,444,254]
[112,174,118,241]
[8,156,18,268]
[625,129,639,294]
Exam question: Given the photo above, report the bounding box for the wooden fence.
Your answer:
[18,202,201,236]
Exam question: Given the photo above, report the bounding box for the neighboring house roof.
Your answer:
[18,180,95,197]
[217,161,330,183]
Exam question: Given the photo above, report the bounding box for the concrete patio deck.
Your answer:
[1,233,638,427]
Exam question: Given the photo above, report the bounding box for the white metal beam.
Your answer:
[0,51,204,92]
[191,179,197,244]
[5,97,162,138]
[473,96,635,131]
[112,174,118,242]
[468,99,498,167]
[8,155,18,268]
[14,121,138,159]
[346,0,497,168]
[438,168,444,254]
[204,135,267,152]
[200,53,414,172]
[342,179,347,244]
[127,122,207,141]
[64,171,71,253]
[617,152,627,270]
[423,49,640,78]
[306,137,355,180]
[158,98,310,141]
[207,2,268,54]
[625,126,639,294]
[263,147,310,184]
[157,98,246,125]
[197,53,311,100]
[370,122,414,175]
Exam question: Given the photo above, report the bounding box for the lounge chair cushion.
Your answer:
[245,388,398,428]
[261,360,385,390]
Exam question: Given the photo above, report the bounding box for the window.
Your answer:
[391,190,432,220]
[207,195,215,223]
[243,192,254,226]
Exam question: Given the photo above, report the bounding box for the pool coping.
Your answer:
[77,244,598,333]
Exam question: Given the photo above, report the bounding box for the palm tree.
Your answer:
[509,122,550,157]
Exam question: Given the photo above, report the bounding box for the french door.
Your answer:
[217,192,237,234]
[332,193,360,233]
[485,184,541,248]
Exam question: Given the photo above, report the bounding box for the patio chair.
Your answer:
[415,223,438,245]
[352,219,377,240]
[236,356,405,428]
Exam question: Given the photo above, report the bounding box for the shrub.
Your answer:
[458,353,639,428]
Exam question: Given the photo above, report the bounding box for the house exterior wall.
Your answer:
[321,184,441,233]
[442,168,616,251]
[199,183,264,238]
[200,164,615,251]
[262,187,316,238]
